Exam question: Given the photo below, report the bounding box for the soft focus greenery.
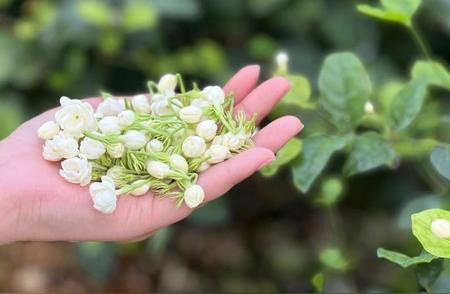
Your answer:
[0,0,449,292]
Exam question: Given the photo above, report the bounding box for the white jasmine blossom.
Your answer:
[198,162,210,172]
[157,73,177,94]
[132,94,151,113]
[89,176,117,214]
[146,139,164,152]
[275,51,289,72]
[55,96,96,138]
[205,145,230,164]
[106,143,125,158]
[130,180,150,196]
[98,116,121,135]
[191,98,210,110]
[96,98,125,117]
[169,154,189,172]
[121,130,147,150]
[222,132,242,151]
[364,101,375,114]
[80,137,106,160]
[182,136,206,158]
[196,119,217,141]
[146,160,171,179]
[431,219,450,239]
[38,121,60,140]
[184,185,205,208]
[202,86,225,106]
[179,106,202,124]
[60,156,91,186]
[117,110,135,127]
[43,133,79,160]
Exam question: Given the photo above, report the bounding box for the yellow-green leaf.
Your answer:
[412,60,450,90]
[412,209,450,258]
[260,138,302,177]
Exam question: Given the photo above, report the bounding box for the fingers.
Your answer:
[234,76,290,124]
[253,115,303,152]
[223,65,260,103]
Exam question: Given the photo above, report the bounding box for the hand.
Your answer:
[0,65,303,243]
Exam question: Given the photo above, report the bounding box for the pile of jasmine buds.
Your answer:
[37,74,256,214]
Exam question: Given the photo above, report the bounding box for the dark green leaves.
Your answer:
[318,52,372,131]
[292,134,352,193]
[430,145,450,180]
[377,248,438,268]
[417,258,444,291]
[260,138,302,177]
[357,0,422,27]
[344,132,396,176]
[412,60,450,90]
[389,78,427,130]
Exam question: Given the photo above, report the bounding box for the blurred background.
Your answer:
[0,0,449,292]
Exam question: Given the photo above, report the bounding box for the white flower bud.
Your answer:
[364,101,375,114]
[211,135,224,146]
[151,95,182,116]
[60,156,92,186]
[182,136,206,158]
[106,166,125,185]
[205,145,230,164]
[132,94,151,113]
[98,116,121,134]
[130,180,150,196]
[42,133,78,161]
[222,132,242,151]
[196,119,217,141]
[191,98,210,110]
[79,138,106,160]
[202,86,225,106]
[431,219,450,239]
[179,106,202,124]
[106,143,125,158]
[96,98,125,117]
[56,96,96,138]
[146,160,171,179]
[121,130,147,150]
[118,110,135,128]
[37,121,60,140]
[157,73,177,94]
[184,184,204,208]
[146,139,164,152]
[275,51,289,69]
[169,154,189,172]
[89,176,117,214]
[198,162,210,172]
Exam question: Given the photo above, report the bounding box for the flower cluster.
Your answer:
[38,74,256,214]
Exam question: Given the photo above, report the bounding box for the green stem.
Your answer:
[408,24,432,61]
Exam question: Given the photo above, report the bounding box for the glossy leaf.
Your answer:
[292,134,352,193]
[357,0,422,27]
[412,209,450,258]
[412,60,450,90]
[344,132,396,176]
[318,52,372,131]
[261,138,302,177]
[430,145,450,180]
[389,78,427,130]
[377,248,438,268]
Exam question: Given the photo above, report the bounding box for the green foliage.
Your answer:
[412,60,450,90]
[314,177,344,206]
[318,52,372,131]
[417,258,444,291]
[123,2,159,32]
[319,248,349,271]
[292,134,352,193]
[377,248,438,268]
[281,74,313,108]
[430,145,450,180]
[357,0,421,27]
[344,132,396,176]
[311,272,325,293]
[260,138,302,177]
[412,209,450,258]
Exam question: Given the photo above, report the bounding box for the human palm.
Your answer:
[0,65,302,243]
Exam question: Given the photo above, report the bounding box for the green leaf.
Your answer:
[389,78,427,130]
[123,2,159,32]
[281,74,313,109]
[412,209,450,258]
[315,177,344,206]
[292,134,352,193]
[318,52,372,131]
[260,138,302,177]
[377,248,438,268]
[311,272,325,293]
[357,0,422,27]
[412,60,450,90]
[417,258,444,291]
[430,145,450,180]
[320,248,349,271]
[76,0,112,28]
[344,132,396,176]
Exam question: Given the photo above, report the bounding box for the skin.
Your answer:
[0,65,303,244]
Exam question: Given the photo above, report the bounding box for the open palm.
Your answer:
[0,65,302,243]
